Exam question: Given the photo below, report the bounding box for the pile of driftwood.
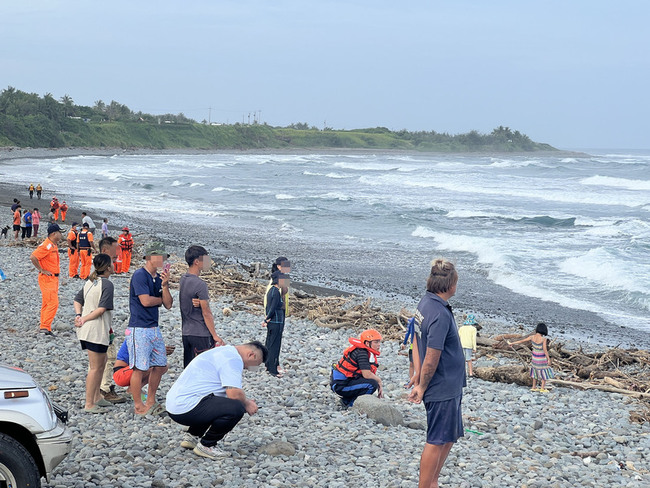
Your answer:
[167,259,411,341]
[474,334,650,423]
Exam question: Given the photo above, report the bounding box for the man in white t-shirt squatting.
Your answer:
[165,341,268,460]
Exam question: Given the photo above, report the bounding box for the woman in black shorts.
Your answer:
[74,254,115,413]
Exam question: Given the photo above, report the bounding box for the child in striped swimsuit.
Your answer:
[508,322,554,392]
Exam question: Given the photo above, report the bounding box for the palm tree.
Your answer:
[60,94,74,117]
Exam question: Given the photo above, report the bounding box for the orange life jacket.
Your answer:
[334,338,380,378]
[118,233,133,252]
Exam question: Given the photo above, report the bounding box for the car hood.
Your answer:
[0,364,37,389]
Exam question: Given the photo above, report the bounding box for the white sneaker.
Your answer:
[180,432,198,449]
[193,442,228,459]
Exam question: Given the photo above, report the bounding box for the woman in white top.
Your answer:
[73,253,114,413]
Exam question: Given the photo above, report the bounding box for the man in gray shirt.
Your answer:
[180,245,225,367]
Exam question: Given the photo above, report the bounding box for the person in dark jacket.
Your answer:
[262,271,289,377]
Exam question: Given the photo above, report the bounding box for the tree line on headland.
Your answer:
[0,87,555,152]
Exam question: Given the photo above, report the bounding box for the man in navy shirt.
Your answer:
[409,258,465,488]
[126,241,173,415]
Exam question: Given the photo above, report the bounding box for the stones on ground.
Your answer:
[257,441,296,457]
[351,395,404,427]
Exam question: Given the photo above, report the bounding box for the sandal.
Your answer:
[135,402,160,416]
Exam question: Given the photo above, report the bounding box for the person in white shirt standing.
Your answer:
[165,341,267,459]
[81,212,96,235]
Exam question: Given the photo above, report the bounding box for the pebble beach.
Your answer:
[1,234,649,487]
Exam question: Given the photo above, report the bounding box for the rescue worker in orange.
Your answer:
[77,223,96,280]
[67,222,80,278]
[117,227,134,273]
[30,223,63,336]
[60,201,68,222]
[51,198,60,221]
[330,329,384,408]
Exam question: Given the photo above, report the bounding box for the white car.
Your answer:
[0,364,72,487]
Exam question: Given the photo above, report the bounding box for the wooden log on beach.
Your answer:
[549,379,650,399]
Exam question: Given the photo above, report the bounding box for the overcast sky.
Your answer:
[2,1,648,149]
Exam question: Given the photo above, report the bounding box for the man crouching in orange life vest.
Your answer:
[330,329,384,408]
[30,223,63,336]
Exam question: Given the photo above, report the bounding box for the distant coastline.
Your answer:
[0,146,590,163]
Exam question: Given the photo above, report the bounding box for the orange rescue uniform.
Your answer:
[77,230,94,279]
[31,237,60,332]
[51,200,60,220]
[67,229,80,278]
[60,203,68,222]
[117,232,134,273]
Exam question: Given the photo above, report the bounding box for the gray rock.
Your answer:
[257,441,296,457]
[351,395,404,427]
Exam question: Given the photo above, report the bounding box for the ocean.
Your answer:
[2,150,649,334]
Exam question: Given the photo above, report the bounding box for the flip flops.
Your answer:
[135,402,160,416]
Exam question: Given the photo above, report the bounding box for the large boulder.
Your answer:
[351,395,404,427]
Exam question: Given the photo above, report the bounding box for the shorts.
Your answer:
[12,224,20,231]
[425,395,464,445]
[80,340,109,354]
[463,348,474,361]
[113,366,133,387]
[125,326,167,371]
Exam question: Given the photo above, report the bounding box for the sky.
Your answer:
[1,1,648,149]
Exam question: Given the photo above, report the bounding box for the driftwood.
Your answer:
[548,379,650,400]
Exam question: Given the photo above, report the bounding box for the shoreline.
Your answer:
[0,146,591,163]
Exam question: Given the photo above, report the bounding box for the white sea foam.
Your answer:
[275,194,298,200]
[559,248,650,295]
[189,182,205,187]
[313,192,352,201]
[581,175,650,191]
[333,162,400,171]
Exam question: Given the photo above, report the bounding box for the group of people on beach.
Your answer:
[22,196,555,487]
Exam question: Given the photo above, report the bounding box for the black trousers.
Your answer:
[265,321,284,375]
[182,335,215,368]
[168,394,246,447]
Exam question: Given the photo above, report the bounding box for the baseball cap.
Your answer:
[47,223,62,235]
[144,241,170,258]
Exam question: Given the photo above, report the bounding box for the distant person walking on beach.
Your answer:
[30,223,63,336]
[77,223,96,280]
[36,184,42,199]
[458,314,478,377]
[81,212,96,235]
[166,341,266,459]
[125,241,173,415]
[101,218,108,238]
[22,208,32,239]
[67,223,80,278]
[19,209,28,240]
[408,259,465,488]
[73,253,115,413]
[12,205,21,240]
[180,245,225,368]
[331,329,384,408]
[60,201,68,222]
[29,183,34,199]
[117,227,134,273]
[508,322,554,392]
[51,198,60,221]
[262,271,289,377]
[31,208,41,237]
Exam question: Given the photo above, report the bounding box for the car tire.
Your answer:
[0,432,41,488]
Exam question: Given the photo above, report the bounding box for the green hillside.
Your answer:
[0,87,556,152]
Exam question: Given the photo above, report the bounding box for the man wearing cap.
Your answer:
[117,226,134,274]
[77,223,96,280]
[30,223,63,336]
[50,197,60,221]
[67,222,80,278]
[126,241,173,415]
